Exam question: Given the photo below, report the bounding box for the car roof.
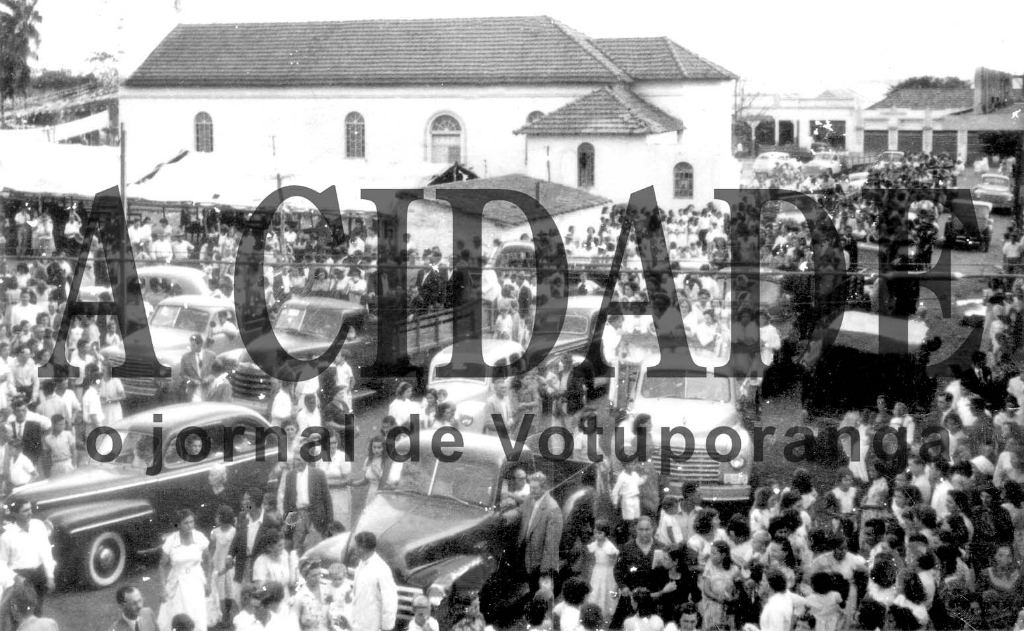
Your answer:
[404,427,522,463]
[981,174,1009,181]
[824,310,927,350]
[432,339,526,365]
[154,295,236,310]
[123,402,268,434]
[757,152,788,158]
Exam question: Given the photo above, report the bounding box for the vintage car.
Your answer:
[942,199,993,251]
[973,173,1014,212]
[7,403,277,588]
[614,346,756,504]
[101,296,242,400]
[219,296,376,413]
[302,429,600,628]
[78,264,212,305]
[804,150,844,176]
[752,151,800,174]
[875,150,906,167]
[427,339,525,432]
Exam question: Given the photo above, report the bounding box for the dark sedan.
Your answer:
[8,403,279,589]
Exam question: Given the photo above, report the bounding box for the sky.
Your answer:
[30,0,1024,102]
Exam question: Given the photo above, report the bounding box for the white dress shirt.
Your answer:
[0,519,56,579]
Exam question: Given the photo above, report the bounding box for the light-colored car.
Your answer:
[427,339,525,433]
[101,295,241,399]
[752,151,799,174]
[875,150,905,167]
[79,265,212,305]
[805,150,843,175]
[973,173,1014,211]
[615,349,754,503]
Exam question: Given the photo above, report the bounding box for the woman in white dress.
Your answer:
[387,382,419,428]
[158,509,211,631]
[98,360,125,427]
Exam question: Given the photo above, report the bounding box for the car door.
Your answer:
[153,424,223,531]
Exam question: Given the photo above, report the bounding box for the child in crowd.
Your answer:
[408,595,439,631]
[586,520,619,619]
[799,572,842,631]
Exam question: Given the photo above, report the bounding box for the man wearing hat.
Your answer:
[415,250,445,309]
[179,334,216,403]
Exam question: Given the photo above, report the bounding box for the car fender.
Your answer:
[44,498,156,546]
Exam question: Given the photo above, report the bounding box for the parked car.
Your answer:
[875,150,906,167]
[805,150,844,175]
[614,345,755,504]
[78,265,212,307]
[427,339,525,432]
[7,403,277,588]
[973,173,1014,212]
[302,428,601,628]
[101,296,241,400]
[752,151,800,174]
[943,199,993,251]
[219,296,377,413]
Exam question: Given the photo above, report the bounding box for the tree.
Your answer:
[887,76,970,94]
[0,0,42,127]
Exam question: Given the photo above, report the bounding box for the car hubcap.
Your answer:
[95,543,119,576]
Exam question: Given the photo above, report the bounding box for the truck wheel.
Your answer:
[83,531,127,588]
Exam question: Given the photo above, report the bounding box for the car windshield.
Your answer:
[639,375,732,402]
[384,444,497,507]
[275,306,347,340]
[431,361,497,383]
[982,176,1009,189]
[534,314,590,336]
[149,305,210,333]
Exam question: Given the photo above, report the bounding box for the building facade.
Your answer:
[120,17,738,210]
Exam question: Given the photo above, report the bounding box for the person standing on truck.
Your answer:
[518,471,564,594]
[484,379,515,435]
[351,532,398,631]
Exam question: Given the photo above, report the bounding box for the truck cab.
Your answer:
[615,346,755,504]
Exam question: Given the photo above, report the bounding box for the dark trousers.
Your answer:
[15,566,47,614]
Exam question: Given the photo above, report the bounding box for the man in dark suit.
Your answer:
[961,350,996,406]
[415,250,445,308]
[281,456,333,553]
[517,471,563,593]
[8,397,46,467]
[228,487,280,584]
[179,333,216,402]
[111,585,158,631]
[611,516,667,629]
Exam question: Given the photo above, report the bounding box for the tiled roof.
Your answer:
[125,17,633,88]
[867,88,975,111]
[592,37,736,81]
[427,174,609,226]
[515,85,686,136]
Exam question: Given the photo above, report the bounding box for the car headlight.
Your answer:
[459,413,474,427]
[730,456,746,470]
[427,584,447,607]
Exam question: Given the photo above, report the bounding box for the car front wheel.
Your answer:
[83,531,127,588]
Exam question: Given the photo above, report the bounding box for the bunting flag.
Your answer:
[133,149,190,185]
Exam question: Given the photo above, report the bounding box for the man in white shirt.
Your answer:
[269,380,293,425]
[351,532,397,631]
[930,460,954,521]
[295,383,322,433]
[758,568,803,631]
[335,353,355,411]
[0,497,56,613]
[10,291,38,330]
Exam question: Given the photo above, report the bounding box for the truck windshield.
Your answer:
[150,305,209,333]
[639,376,732,402]
[385,447,497,507]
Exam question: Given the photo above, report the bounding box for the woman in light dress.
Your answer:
[208,505,237,629]
[1001,481,1024,560]
[98,360,125,427]
[252,528,300,601]
[42,415,76,476]
[698,541,739,630]
[585,521,618,619]
[158,509,211,631]
[358,435,386,505]
[388,382,419,428]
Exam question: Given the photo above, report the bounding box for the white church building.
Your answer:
[120,16,738,210]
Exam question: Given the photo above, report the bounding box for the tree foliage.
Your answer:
[0,0,43,123]
[888,76,970,94]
